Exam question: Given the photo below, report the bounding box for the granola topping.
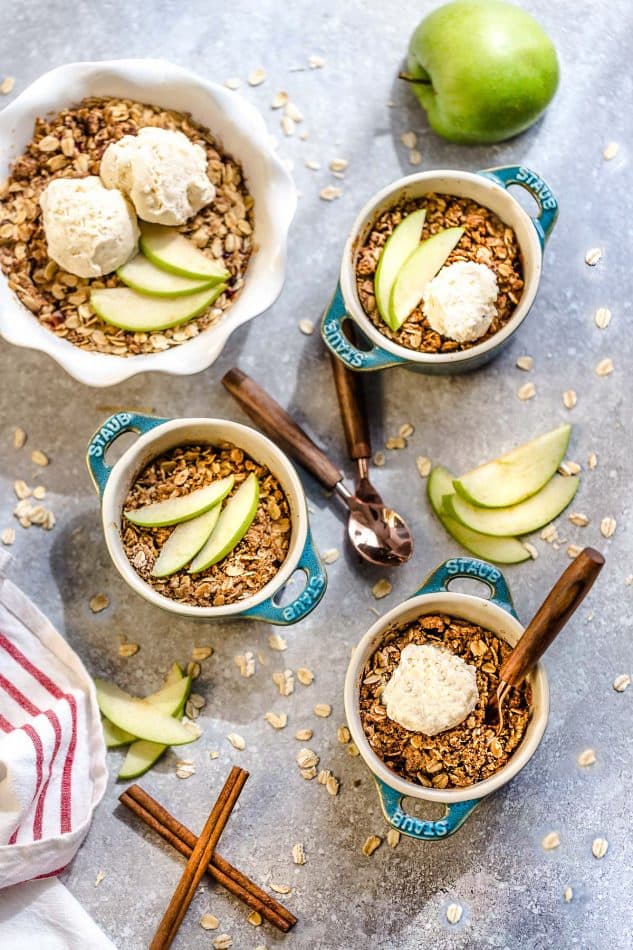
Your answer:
[0,97,254,356]
[356,193,524,354]
[122,442,291,607]
[359,614,531,788]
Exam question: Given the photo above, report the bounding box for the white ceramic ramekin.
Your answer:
[86,412,326,625]
[0,59,296,386]
[322,165,558,374]
[344,557,549,839]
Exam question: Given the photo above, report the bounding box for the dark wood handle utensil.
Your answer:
[329,347,371,460]
[487,547,604,732]
[222,367,342,490]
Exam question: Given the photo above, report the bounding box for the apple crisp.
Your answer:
[359,613,531,788]
[122,443,291,607]
[356,194,524,353]
[0,97,254,356]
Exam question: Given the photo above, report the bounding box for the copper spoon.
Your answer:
[328,347,413,565]
[486,546,605,734]
[222,368,411,567]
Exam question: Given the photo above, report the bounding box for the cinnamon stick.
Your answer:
[119,787,295,931]
[150,766,247,950]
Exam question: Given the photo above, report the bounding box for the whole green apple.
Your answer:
[405,0,559,144]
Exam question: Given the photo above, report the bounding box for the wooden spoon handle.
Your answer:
[329,328,371,460]
[222,368,343,491]
[500,547,605,687]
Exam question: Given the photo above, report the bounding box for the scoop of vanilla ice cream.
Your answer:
[39,176,139,278]
[100,128,215,226]
[423,260,498,343]
[382,643,479,736]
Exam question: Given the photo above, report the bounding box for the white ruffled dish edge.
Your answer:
[0,59,297,387]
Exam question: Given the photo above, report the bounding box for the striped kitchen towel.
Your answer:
[0,554,107,888]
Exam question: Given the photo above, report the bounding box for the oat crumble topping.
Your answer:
[0,97,254,356]
[359,614,531,788]
[122,442,291,606]
[355,193,524,353]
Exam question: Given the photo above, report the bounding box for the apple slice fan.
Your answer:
[0,553,113,948]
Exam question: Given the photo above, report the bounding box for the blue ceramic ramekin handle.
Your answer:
[321,284,408,372]
[238,529,327,625]
[478,165,558,249]
[86,411,168,498]
[375,777,479,840]
[414,556,518,618]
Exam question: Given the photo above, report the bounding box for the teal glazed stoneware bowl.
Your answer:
[322,165,558,374]
[86,412,327,626]
[344,557,549,840]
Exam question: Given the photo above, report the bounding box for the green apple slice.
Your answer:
[163,662,184,687]
[90,282,225,333]
[102,717,135,748]
[428,466,531,564]
[189,473,259,574]
[389,226,464,329]
[152,505,222,578]
[453,424,572,509]
[95,677,195,745]
[118,254,217,298]
[140,223,230,282]
[124,476,234,528]
[375,209,426,330]
[446,474,579,537]
[119,667,192,781]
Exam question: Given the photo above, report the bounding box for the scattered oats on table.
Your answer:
[297,667,314,686]
[585,247,603,266]
[612,674,630,692]
[595,357,614,377]
[200,913,219,930]
[296,748,319,769]
[292,842,307,865]
[227,733,246,751]
[517,382,536,401]
[373,451,386,467]
[569,512,589,527]
[175,760,196,779]
[270,883,292,895]
[308,54,326,68]
[224,77,241,89]
[387,829,400,848]
[372,578,392,599]
[587,452,598,470]
[416,456,431,478]
[541,831,561,851]
[33,485,46,500]
[94,870,106,886]
[0,76,15,95]
[567,544,583,559]
[299,318,314,335]
[320,186,342,201]
[516,355,533,371]
[1,528,16,546]
[400,131,417,149]
[446,903,463,925]
[294,728,313,741]
[13,427,27,449]
[386,436,407,450]
[264,711,287,730]
[281,115,295,136]
[563,389,577,409]
[314,703,332,718]
[304,158,320,170]
[559,460,581,476]
[273,669,294,695]
[323,547,340,564]
[271,91,289,109]
[317,768,332,785]
[213,935,233,950]
[577,748,596,767]
[31,449,49,466]
[14,480,31,500]
[595,307,612,329]
[600,516,616,538]
[89,593,109,613]
[563,885,574,903]
[326,774,340,796]
[408,149,422,166]
[187,661,202,680]
[268,632,287,651]
[247,910,263,927]
[362,835,382,857]
[603,142,619,160]
[285,101,303,123]
[329,158,348,173]
[235,652,256,677]
[118,642,139,658]
[192,646,213,661]
[591,837,608,859]
[337,725,351,744]
[347,742,360,757]
[247,68,266,86]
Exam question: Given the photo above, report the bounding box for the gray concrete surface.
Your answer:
[0,1,630,947]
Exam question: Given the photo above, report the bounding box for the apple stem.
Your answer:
[398,71,432,86]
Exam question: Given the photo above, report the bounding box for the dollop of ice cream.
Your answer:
[423,260,498,343]
[39,176,139,278]
[100,127,215,226]
[382,643,479,736]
